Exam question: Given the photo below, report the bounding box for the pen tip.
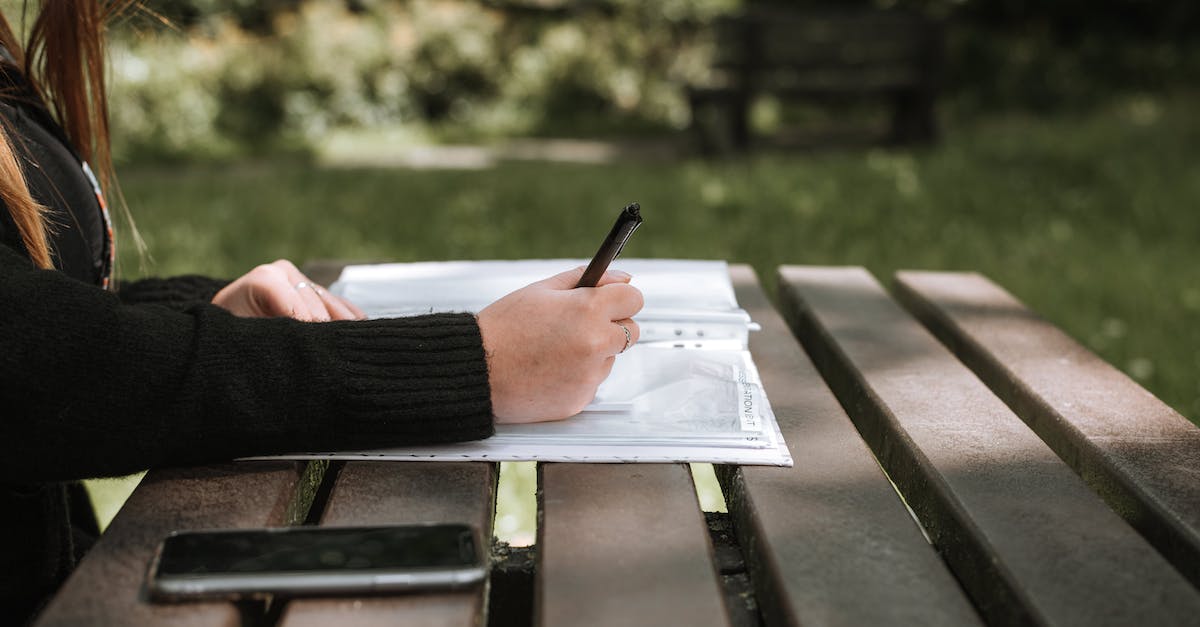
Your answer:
[625,202,640,216]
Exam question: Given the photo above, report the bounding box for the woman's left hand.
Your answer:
[212,259,366,321]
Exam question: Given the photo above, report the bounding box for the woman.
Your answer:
[0,2,642,622]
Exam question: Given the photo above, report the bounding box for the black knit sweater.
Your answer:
[0,71,494,622]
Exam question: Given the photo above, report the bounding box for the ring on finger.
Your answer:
[294,281,322,294]
[617,322,632,354]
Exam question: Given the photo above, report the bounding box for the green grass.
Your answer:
[113,93,1200,427]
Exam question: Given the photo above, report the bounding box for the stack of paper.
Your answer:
[273,259,792,466]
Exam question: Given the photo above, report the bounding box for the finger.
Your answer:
[595,269,632,286]
[595,283,644,320]
[315,288,358,321]
[275,262,331,322]
[610,319,640,355]
[336,294,368,320]
[615,318,640,345]
[255,281,315,320]
[295,281,331,321]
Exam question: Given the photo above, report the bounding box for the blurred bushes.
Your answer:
[110,0,734,161]
[112,2,417,160]
[109,0,1200,161]
[796,0,1200,112]
[911,0,1200,113]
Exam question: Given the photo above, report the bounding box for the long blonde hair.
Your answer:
[0,1,132,269]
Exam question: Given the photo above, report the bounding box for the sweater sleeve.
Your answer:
[115,275,230,310]
[0,245,494,483]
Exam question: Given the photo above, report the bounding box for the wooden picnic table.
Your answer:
[34,263,1200,626]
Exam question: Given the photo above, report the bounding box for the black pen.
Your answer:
[576,202,643,288]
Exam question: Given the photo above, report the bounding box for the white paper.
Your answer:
[266,259,792,466]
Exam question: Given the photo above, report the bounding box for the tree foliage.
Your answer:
[108,0,1199,160]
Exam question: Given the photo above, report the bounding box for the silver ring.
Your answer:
[618,323,632,354]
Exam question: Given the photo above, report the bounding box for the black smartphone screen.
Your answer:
[156,524,479,576]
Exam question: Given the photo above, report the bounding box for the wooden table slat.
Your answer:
[778,265,1200,626]
[722,265,980,626]
[893,270,1200,589]
[279,462,497,627]
[35,462,306,627]
[537,463,728,627]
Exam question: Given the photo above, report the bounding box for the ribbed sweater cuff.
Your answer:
[116,275,230,309]
[330,313,494,443]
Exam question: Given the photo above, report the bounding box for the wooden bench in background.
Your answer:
[35,263,1200,626]
[689,8,943,152]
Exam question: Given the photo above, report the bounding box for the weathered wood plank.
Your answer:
[894,270,1200,589]
[279,462,497,627]
[537,463,728,627]
[718,265,980,626]
[35,462,306,627]
[778,265,1200,625]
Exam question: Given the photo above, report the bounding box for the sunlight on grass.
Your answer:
[85,473,146,532]
[495,462,537,547]
[690,463,728,512]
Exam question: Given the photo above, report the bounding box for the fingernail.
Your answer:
[609,270,631,281]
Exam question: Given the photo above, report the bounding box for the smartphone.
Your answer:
[147,523,485,601]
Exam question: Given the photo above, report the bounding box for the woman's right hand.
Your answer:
[477,267,643,424]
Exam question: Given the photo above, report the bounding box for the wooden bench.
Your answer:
[34,263,1200,626]
[689,8,943,152]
